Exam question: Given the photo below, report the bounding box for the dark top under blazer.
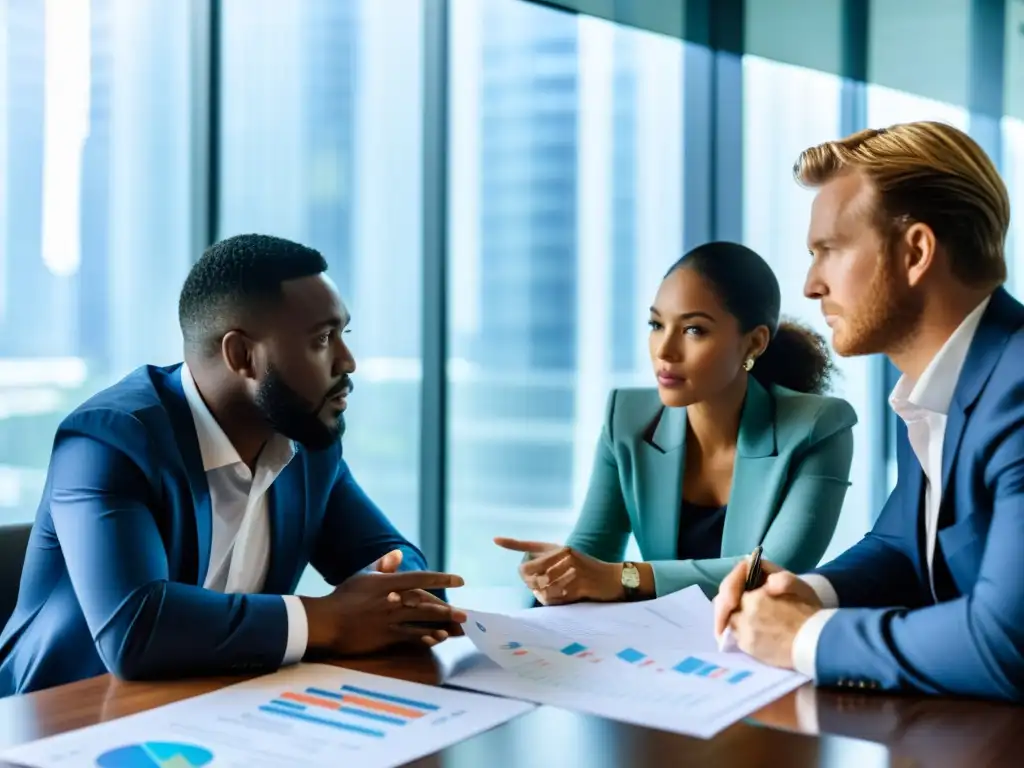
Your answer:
[566,377,857,597]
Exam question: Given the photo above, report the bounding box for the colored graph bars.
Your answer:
[258,684,441,737]
[559,643,601,662]
[673,656,753,684]
[501,642,529,656]
[613,647,661,670]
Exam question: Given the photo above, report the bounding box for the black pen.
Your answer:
[744,545,765,591]
[718,545,765,651]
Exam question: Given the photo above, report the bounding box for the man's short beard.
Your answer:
[254,366,344,451]
[833,243,924,358]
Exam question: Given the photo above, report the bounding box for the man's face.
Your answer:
[803,171,922,357]
[252,273,356,450]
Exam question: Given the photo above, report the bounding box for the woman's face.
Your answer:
[648,267,761,408]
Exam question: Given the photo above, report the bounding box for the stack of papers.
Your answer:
[0,665,534,768]
[436,586,808,739]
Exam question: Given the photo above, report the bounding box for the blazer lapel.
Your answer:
[163,368,213,585]
[635,379,779,560]
[637,405,686,561]
[721,378,779,554]
[940,288,1024,508]
[265,458,308,594]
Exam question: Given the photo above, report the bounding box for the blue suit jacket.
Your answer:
[0,364,429,696]
[812,287,1024,701]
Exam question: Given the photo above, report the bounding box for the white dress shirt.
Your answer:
[792,296,991,678]
[180,365,309,665]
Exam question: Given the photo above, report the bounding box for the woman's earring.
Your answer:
[743,357,755,372]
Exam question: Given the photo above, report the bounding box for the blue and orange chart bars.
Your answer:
[499,641,551,667]
[500,642,529,656]
[614,647,661,670]
[672,656,753,684]
[559,642,603,663]
[258,684,443,738]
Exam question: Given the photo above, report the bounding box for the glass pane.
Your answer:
[744,0,844,76]
[0,0,194,526]
[219,0,424,593]
[742,56,876,560]
[447,0,686,587]
[1004,117,1024,296]
[867,85,970,131]
[868,0,971,107]
[1004,0,1024,121]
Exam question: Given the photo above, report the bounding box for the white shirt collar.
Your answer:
[180,363,295,472]
[889,295,991,417]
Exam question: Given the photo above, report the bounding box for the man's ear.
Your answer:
[221,330,257,380]
[902,222,938,287]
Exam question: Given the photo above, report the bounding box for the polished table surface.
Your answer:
[2,647,1022,767]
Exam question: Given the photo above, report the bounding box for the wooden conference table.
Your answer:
[1,646,1022,768]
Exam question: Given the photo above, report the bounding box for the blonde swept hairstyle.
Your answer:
[793,121,1010,287]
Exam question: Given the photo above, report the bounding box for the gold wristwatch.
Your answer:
[621,561,641,600]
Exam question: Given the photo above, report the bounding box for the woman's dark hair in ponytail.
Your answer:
[665,242,836,394]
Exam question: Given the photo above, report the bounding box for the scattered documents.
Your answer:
[0,664,535,768]
[437,586,808,739]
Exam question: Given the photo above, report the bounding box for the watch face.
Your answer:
[622,565,641,588]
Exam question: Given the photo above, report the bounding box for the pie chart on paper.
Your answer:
[94,742,214,768]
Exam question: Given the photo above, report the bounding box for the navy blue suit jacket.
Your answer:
[812,288,1024,701]
[0,364,428,695]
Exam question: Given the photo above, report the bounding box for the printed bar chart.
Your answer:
[559,642,601,662]
[258,683,443,738]
[672,656,754,684]
[616,648,646,664]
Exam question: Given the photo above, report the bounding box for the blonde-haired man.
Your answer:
[715,121,1024,701]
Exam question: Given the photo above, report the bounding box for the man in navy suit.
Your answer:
[0,234,465,695]
[715,121,1024,701]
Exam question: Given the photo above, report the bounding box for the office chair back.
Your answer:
[0,524,31,630]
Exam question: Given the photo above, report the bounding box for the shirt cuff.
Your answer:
[791,607,837,679]
[281,595,309,665]
[800,574,839,609]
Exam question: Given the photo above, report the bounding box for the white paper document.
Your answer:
[0,664,535,768]
[440,586,808,739]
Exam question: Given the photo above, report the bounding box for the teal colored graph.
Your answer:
[95,742,213,768]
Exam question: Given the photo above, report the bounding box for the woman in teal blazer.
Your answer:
[497,241,857,602]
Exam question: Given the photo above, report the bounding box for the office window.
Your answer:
[868,0,972,108]
[742,56,877,560]
[446,0,686,585]
[866,85,970,132]
[0,0,195,526]
[1005,117,1024,297]
[219,0,424,591]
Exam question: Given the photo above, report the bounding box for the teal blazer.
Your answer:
[566,377,857,598]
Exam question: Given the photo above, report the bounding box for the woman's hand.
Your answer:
[494,537,623,605]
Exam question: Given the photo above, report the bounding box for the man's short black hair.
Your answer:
[178,233,328,355]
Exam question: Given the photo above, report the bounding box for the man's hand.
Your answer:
[494,537,622,605]
[371,549,466,640]
[300,555,466,656]
[727,590,821,668]
[714,558,820,639]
